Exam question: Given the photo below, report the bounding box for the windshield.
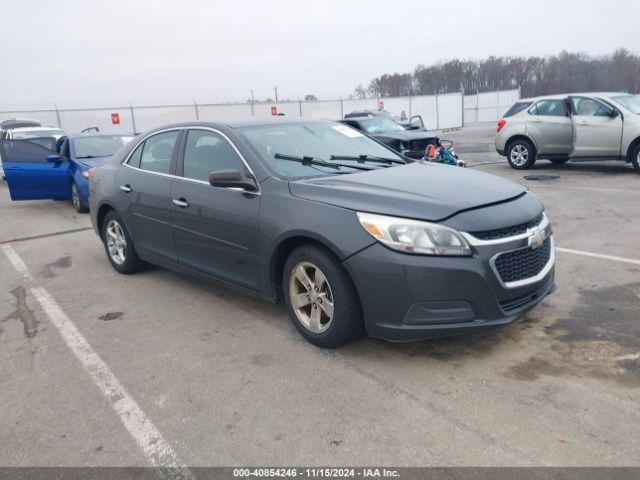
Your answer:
[73,135,134,158]
[358,117,406,134]
[12,129,64,139]
[239,122,404,179]
[377,111,404,122]
[612,95,640,114]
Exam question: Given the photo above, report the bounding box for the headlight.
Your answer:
[357,212,472,256]
[82,171,89,179]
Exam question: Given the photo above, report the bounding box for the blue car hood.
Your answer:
[288,162,526,222]
[76,155,110,169]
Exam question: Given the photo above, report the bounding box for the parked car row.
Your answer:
[495,92,640,171]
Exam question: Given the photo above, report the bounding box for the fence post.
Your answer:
[435,94,439,130]
[496,89,500,121]
[299,99,302,117]
[54,103,62,128]
[339,98,344,119]
[476,91,480,123]
[129,101,137,134]
[460,91,464,128]
[193,99,200,120]
[408,95,412,118]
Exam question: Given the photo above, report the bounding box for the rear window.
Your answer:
[503,102,532,118]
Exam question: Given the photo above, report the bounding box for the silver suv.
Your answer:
[495,93,640,172]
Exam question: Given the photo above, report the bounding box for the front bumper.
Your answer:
[343,234,556,342]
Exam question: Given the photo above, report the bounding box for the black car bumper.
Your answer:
[343,239,555,342]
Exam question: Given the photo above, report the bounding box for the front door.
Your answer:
[116,130,181,263]
[525,99,573,155]
[170,128,261,290]
[570,96,623,157]
[0,139,71,200]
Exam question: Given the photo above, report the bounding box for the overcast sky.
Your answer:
[2,0,638,108]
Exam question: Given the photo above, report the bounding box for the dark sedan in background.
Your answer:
[89,118,555,347]
[339,116,439,159]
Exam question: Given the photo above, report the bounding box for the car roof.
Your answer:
[140,118,336,132]
[66,132,135,140]
[9,126,62,133]
[520,92,629,102]
[0,118,42,129]
[340,116,371,121]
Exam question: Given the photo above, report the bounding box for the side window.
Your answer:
[530,100,568,117]
[139,131,179,174]
[182,129,246,182]
[127,142,144,168]
[571,97,613,117]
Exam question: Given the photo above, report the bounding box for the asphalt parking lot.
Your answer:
[1,123,639,467]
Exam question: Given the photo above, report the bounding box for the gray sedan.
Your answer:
[89,118,555,347]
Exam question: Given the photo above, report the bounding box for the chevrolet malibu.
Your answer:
[89,119,556,347]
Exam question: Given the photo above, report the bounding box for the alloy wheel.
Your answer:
[105,219,127,265]
[510,144,529,166]
[289,262,335,333]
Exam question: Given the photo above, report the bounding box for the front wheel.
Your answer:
[71,182,88,213]
[506,140,536,170]
[631,144,640,173]
[283,245,363,348]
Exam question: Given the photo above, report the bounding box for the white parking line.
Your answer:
[2,244,33,281]
[557,247,640,266]
[2,245,192,479]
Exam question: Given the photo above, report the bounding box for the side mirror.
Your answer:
[610,109,619,118]
[46,154,63,163]
[209,170,259,192]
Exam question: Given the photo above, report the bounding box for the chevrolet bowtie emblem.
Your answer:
[528,227,546,249]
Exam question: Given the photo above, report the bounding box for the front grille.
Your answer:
[471,214,543,241]
[494,236,552,284]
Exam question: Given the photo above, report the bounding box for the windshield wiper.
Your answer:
[273,153,375,171]
[329,154,405,165]
[76,155,97,159]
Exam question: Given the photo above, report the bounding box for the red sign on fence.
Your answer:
[378,100,384,111]
[111,113,120,125]
[270,106,277,116]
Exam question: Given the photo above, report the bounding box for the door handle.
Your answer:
[119,184,132,193]
[172,198,189,208]
[577,121,589,126]
[531,119,543,123]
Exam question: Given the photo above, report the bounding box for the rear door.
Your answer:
[0,139,71,200]
[570,96,623,157]
[116,130,181,263]
[525,99,573,155]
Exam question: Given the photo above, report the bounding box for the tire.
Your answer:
[282,244,363,348]
[101,210,144,274]
[631,144,640,173]
[550,158,569,165]
[506,139,536,170]
[71,182,89,213]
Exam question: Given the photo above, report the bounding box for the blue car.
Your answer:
[0,133,134,212]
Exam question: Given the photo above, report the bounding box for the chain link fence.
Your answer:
[0,89,520,135]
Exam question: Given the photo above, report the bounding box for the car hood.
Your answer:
[372,130,438,141]
[75,155,110,169]
[289,162,526,221]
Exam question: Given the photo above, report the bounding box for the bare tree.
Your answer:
[357,49,639,98]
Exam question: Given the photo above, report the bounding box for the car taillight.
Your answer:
[87,167,96,179]
[497,119,506,133]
